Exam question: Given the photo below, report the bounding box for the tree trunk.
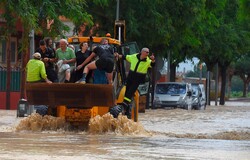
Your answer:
[226,67,234,99]
[243,81,247,97]
[170,63,176,82]
[205,62,215,106]
[247,80,249,96]
[6,35,11,110]
[239,74,249,97]
[247,76,250,96]
[206,71,211,105]
[20,30,30,99]
[227,75,232,99]
[219,65,227,105]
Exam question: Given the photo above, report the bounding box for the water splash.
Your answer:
[88,113,150,135]
[15,113,150,136]
[15,113,67,132]
[152,131,250,140]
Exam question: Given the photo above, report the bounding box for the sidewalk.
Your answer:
[228,97,250,102]
[210,98,250,107]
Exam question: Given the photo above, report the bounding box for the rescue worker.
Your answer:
[110,47,155,118]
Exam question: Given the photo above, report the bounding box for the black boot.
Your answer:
[120,102,127,114]
[109,102,132,119]
[109,104,123,118]
[124,104,132,119]
[121,102,132,119]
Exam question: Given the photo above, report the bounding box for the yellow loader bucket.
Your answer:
[26,83,115,108]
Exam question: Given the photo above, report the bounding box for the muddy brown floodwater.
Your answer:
[0,101,249,160]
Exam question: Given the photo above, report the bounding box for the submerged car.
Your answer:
[152,82,192,109]
[190,83,206,110]
[198,83,206,109]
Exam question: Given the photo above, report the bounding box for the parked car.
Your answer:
[199,83,207,109]
[152,82,192,109]
[190,83,206,110]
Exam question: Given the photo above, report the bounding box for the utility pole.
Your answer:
[215,63,218,106]
[199,63,202,83]
[116,0,121,42]
[167,50,170,82]
[206,71,210,105]
[116,0,119,20]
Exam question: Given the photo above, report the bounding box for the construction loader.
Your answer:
[25,36,140,127]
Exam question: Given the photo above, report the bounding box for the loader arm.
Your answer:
[26,83,115,108]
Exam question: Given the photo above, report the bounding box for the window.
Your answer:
[0,40,6,63]
[0,37,17,65]
[11,41,16,62]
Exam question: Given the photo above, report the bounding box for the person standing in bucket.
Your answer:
[110,47,155,119]
[77,45,115,84]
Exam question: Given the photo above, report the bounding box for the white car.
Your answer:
[190,83,206,110]
[153,82,192,109]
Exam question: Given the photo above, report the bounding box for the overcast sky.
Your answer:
[161,57,200,74]
[177,57,200,72]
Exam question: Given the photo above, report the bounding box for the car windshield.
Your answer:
[155,83,186,95]
[192,85,199,96]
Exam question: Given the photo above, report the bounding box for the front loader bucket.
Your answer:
[26,83,115,108]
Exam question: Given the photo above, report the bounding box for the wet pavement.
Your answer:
[0,101,249,160]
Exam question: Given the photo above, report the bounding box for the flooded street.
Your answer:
[0,101,249,160]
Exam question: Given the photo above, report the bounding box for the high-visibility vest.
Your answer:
[126,53,152,74]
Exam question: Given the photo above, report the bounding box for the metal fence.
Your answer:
[0,68,21,91]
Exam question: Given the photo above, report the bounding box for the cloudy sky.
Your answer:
[161,57,200,73]
[177,57,200,72]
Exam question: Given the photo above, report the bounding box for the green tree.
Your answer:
[234,53,250,97]
[192,0,250,105]
[216,0,246,104]
[186,0,224,105]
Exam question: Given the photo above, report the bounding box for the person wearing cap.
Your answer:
[55,39,76,83]
[26,52,52,116]
[109,47,155,119]
[26,52,52,83]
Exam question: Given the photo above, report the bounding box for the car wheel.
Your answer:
[195,103,202,110]
[200,104,206,110]
[185,104,192,110]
